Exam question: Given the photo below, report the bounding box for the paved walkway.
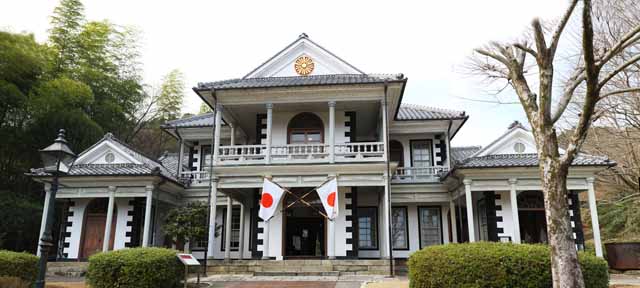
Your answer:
[611,274,640,286]
[198,274,389,288]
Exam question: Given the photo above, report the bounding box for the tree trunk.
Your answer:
[539,138,585,287]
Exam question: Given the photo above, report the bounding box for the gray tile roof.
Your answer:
[29,133,181,184]
[195,74,405,91]
[451,146,482,164]
[397,104,466,120]
[456,153,614,168]
[162,113,215,128]
[158,152,188,174]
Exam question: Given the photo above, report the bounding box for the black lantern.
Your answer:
[35,129,76,288]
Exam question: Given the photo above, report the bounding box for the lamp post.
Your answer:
[35,129,76,288]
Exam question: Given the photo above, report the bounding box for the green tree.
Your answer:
[157,69,184,122]
[162,202,218,252]
[48,0,84,74]
[198,103,212,114]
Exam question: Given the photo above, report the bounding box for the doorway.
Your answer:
[517,191,548,244]
[283,188,325,258]
[80,199,116,258]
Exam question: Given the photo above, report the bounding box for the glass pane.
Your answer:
[358,208,377,249]
[307,132,322,143]
[412,141,432,168]
[392,208,408,249]
[290,132,306,143]
[419,207,441,248]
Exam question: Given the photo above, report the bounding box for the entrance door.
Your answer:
[80,199,116,258]
[284,188,325,257]
[517,191,548,244]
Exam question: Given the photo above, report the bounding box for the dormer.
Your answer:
[473,121,537,156]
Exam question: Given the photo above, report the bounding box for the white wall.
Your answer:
[65,199,90,259]
[389,133,447,168]
[391,203,450,259]
[268,110,349,146]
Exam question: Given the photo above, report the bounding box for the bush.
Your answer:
[87,247,183,288]
[408,242,609,288]
[0,250,38,285]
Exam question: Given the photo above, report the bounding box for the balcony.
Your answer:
[391,166,448,183]
[216,142,385,165]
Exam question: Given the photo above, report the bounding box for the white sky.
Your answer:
[1,0,570,146]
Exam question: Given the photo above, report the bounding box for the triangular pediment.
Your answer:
[244,33,364,78]
[74,135,142,165]
[474,123,538,156]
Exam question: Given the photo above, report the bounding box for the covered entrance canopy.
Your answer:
[283,188,326,257]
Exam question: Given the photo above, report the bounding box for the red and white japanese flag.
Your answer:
[258,178,285,221]
[316,178,338,219]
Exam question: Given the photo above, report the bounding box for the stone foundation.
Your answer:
[206,259,394,276]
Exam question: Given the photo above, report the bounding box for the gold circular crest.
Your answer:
[294,56,314,76]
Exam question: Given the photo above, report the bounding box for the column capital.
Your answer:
[463,179,472,185]
[145,185,153,192]
[508,178,518,185]
[215,103,223,111]
[586,177,595,184]
[380,98,387,106]
[108,186,116,195]
[328,101,336,107]
[265,103,273,109]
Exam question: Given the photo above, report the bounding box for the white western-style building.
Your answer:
[30,34,612,265]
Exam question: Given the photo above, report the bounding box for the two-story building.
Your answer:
[30,34,613,270]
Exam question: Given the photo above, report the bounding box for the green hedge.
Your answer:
[87,247,183,288]
[0,250,38,284]
[408,242,609,288]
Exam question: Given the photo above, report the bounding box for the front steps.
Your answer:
[46,261,88,278]
[206,259,394,276]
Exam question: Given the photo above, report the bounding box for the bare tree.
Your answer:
[469,1,640,286]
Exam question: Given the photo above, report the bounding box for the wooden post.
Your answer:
[587,177,603,257]
[207,178,218,257]
[265,103,273,164]
[224,197,232,260]
[464,179,475,242]
[509,178,521,243]
[328,101,336,163]
[103,186,116,251]
[142,186,153,247]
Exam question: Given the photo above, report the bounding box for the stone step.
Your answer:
[46,262,89,278]
[253,271,340,277]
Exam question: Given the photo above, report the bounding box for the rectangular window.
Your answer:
[411,140,433,168]
[221,207,241,251]
[200,145,212,171]
[478,199,489,241]
[418,207,442,248]
[357,207,378,250]
[392,207,409,250]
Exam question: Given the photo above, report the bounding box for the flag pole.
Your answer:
[264,177,330,219]
[283,176,336,210]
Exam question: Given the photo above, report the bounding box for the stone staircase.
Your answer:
[46,261,89,278]
[206,259,394,276]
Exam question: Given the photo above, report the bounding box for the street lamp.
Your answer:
[35,129,76,288]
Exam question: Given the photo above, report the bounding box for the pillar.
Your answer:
[464,179,476,242]
[238,203,245,259]
[587,177,603,257]
[265,103,273,164]
[177,139,184,177]
[327,219,336,259]
[103,186,116,252]
[224,197,233,260]
[37,187,52,257]
[449,197,458,243]
[328,101,336,163]
[509,178,521,243]
[381,99,388,161]
[213,104,223,164]
[230,124,236,146]
[207,178,219,257]
[380,173,391,258]
[142,185,153,247]
[262,220,270,260]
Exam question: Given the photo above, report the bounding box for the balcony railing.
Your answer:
[392,166,449,183]
[179,170,210,185]
[215,142,385,165]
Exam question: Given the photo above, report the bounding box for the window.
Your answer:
[389,140,404,167]
[200,145,212,171]
[357,207,378,250]
[287,112,324,144]
[478,199,489,241]
[392,207,409,250]
[513,142,526,153]
[418,207,442,248]
[221,207,241,251]
[411,140,433,168]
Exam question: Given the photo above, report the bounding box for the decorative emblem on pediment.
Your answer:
[294,55,314,76]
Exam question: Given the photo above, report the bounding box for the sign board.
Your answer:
[177,254,201,266]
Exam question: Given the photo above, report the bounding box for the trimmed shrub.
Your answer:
[87,247,183,288]
[0,250,38,285]
[408,242,609,288]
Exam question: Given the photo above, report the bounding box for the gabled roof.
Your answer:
[29,133,181,184]
[451,146,482,164]
[243,33,365,78]
[397,103,466,120]
[161,113,217,129]
[471,121,536,157]
[195,73,405,91]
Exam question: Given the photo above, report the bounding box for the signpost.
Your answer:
[177,254,201,288]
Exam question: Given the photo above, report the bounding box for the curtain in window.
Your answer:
[392,207,408,249]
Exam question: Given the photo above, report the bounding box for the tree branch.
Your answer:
[474,48,510,67]
[599,53,640,88]
[551,68,586,123]
[597,24,640,67]
[549,0,579,56]
[514,43,538,58]
[599,87,640,99]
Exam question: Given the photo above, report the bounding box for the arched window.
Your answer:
[287,112,324,144]
[390,140,404,167]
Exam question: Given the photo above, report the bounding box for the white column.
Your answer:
[380,173,391,258]
[464,179,476,242]
[262,220,270,259]
[449,197,458,243]
[213,104,223,164]
[381,99,388,161]
[207,178,219,257]
[587,177,603,257]
[37,187,52,257]
[238,203,245,259]
[224,197,233,260]
[230,124,236,146]
[509,178,521,243]
[265,103,273,164]
[327,219,336,259]
[142,185,153,247]
[103,186,116,252]
[328,101,336,163]
[177,139,184,177]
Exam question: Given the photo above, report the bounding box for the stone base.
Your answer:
[46,261,89,278]
[205,259,394,276]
